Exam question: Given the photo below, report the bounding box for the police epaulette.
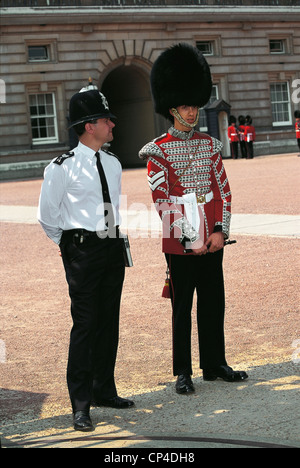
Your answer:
[53,151,75,165]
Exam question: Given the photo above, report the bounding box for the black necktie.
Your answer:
[95,151,115,229]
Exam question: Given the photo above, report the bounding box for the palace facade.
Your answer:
[1,1,300,178]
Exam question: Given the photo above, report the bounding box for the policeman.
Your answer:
[38,89,134,432]
[139,44,248,394]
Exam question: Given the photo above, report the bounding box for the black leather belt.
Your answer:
[61,227,119,245]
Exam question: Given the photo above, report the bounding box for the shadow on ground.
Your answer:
[1,360,299,448]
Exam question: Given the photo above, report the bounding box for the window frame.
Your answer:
[28,45,50,63]
[196,41,214,57]
[25,37,58,64]
[268,34,293,56]
[29,92,59,145]
[270,82,292,127]
[194,36,221,58]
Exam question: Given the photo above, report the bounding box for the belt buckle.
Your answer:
[197,194,205,204]
[73,232,84,244]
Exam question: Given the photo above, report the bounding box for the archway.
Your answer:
[101,64,155,168]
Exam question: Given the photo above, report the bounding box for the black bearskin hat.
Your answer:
[295,110,300,118]
[150,43,212,121]
[238,115,246,125]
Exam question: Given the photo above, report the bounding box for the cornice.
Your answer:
[1,6,300,26]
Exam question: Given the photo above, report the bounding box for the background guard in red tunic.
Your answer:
[228,115,239,159]
[244,115,256,159]
[238,115,247,158]
[139,43,248,395]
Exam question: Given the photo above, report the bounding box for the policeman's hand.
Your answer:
[205,232,225,253]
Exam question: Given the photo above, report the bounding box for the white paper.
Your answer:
[182,193,200,232]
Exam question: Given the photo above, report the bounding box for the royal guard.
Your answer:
[228,115,239,159]
[295,110,300,156]
[238,115,247,158]
[139,43,248,394]
[244,115,256,159]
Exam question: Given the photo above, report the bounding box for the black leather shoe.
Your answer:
[203,365,248,382]
[92,396,135,409]
[73,411,94,432]
[175,374,195,394]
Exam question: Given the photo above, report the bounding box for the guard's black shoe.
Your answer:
[175,374,195,394]
[73,410,94,432]
[203,365,248,382]
[92,396,135,409]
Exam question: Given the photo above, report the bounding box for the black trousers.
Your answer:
[240,140,247,158]
[246,141,254,159]
[230,142,239,159]
[60,234,125,413]
[166,250,227,376]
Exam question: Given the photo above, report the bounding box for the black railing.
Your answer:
[1,0,299,7]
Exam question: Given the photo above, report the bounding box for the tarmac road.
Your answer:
[0,153,299,449]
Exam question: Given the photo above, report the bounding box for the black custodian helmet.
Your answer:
[69,89,116,128]
[150,43,212,121]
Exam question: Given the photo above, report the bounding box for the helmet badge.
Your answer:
[99,92,109,110]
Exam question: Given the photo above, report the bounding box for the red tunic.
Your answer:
[238,124,246,141]
[139,127,232,255]
[296,122,300,139]
[228,125,239,142]
[244,124,256,142]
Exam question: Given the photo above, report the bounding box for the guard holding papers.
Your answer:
[139,43,248,394]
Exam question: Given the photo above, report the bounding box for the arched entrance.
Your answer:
[101,64,155,168]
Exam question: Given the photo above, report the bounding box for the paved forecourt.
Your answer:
[0,153,299,449]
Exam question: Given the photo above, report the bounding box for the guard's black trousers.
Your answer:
[166,250,227,376]
[60,234,125,413]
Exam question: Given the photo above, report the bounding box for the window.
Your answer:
[28,45,49,62]
[270,82,292,126]
[269,39,286,54]
[199,85,219,131]
[29,93,58,144]
[196,41,214,56]
[25,38,58,63]
[269,36,293,55]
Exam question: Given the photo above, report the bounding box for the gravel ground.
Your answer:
[0,153,299,448]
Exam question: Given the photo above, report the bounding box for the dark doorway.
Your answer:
[101,65,155,168]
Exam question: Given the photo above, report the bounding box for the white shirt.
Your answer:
[37,142,122,244]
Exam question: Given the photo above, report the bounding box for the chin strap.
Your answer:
[171,107,200,128]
